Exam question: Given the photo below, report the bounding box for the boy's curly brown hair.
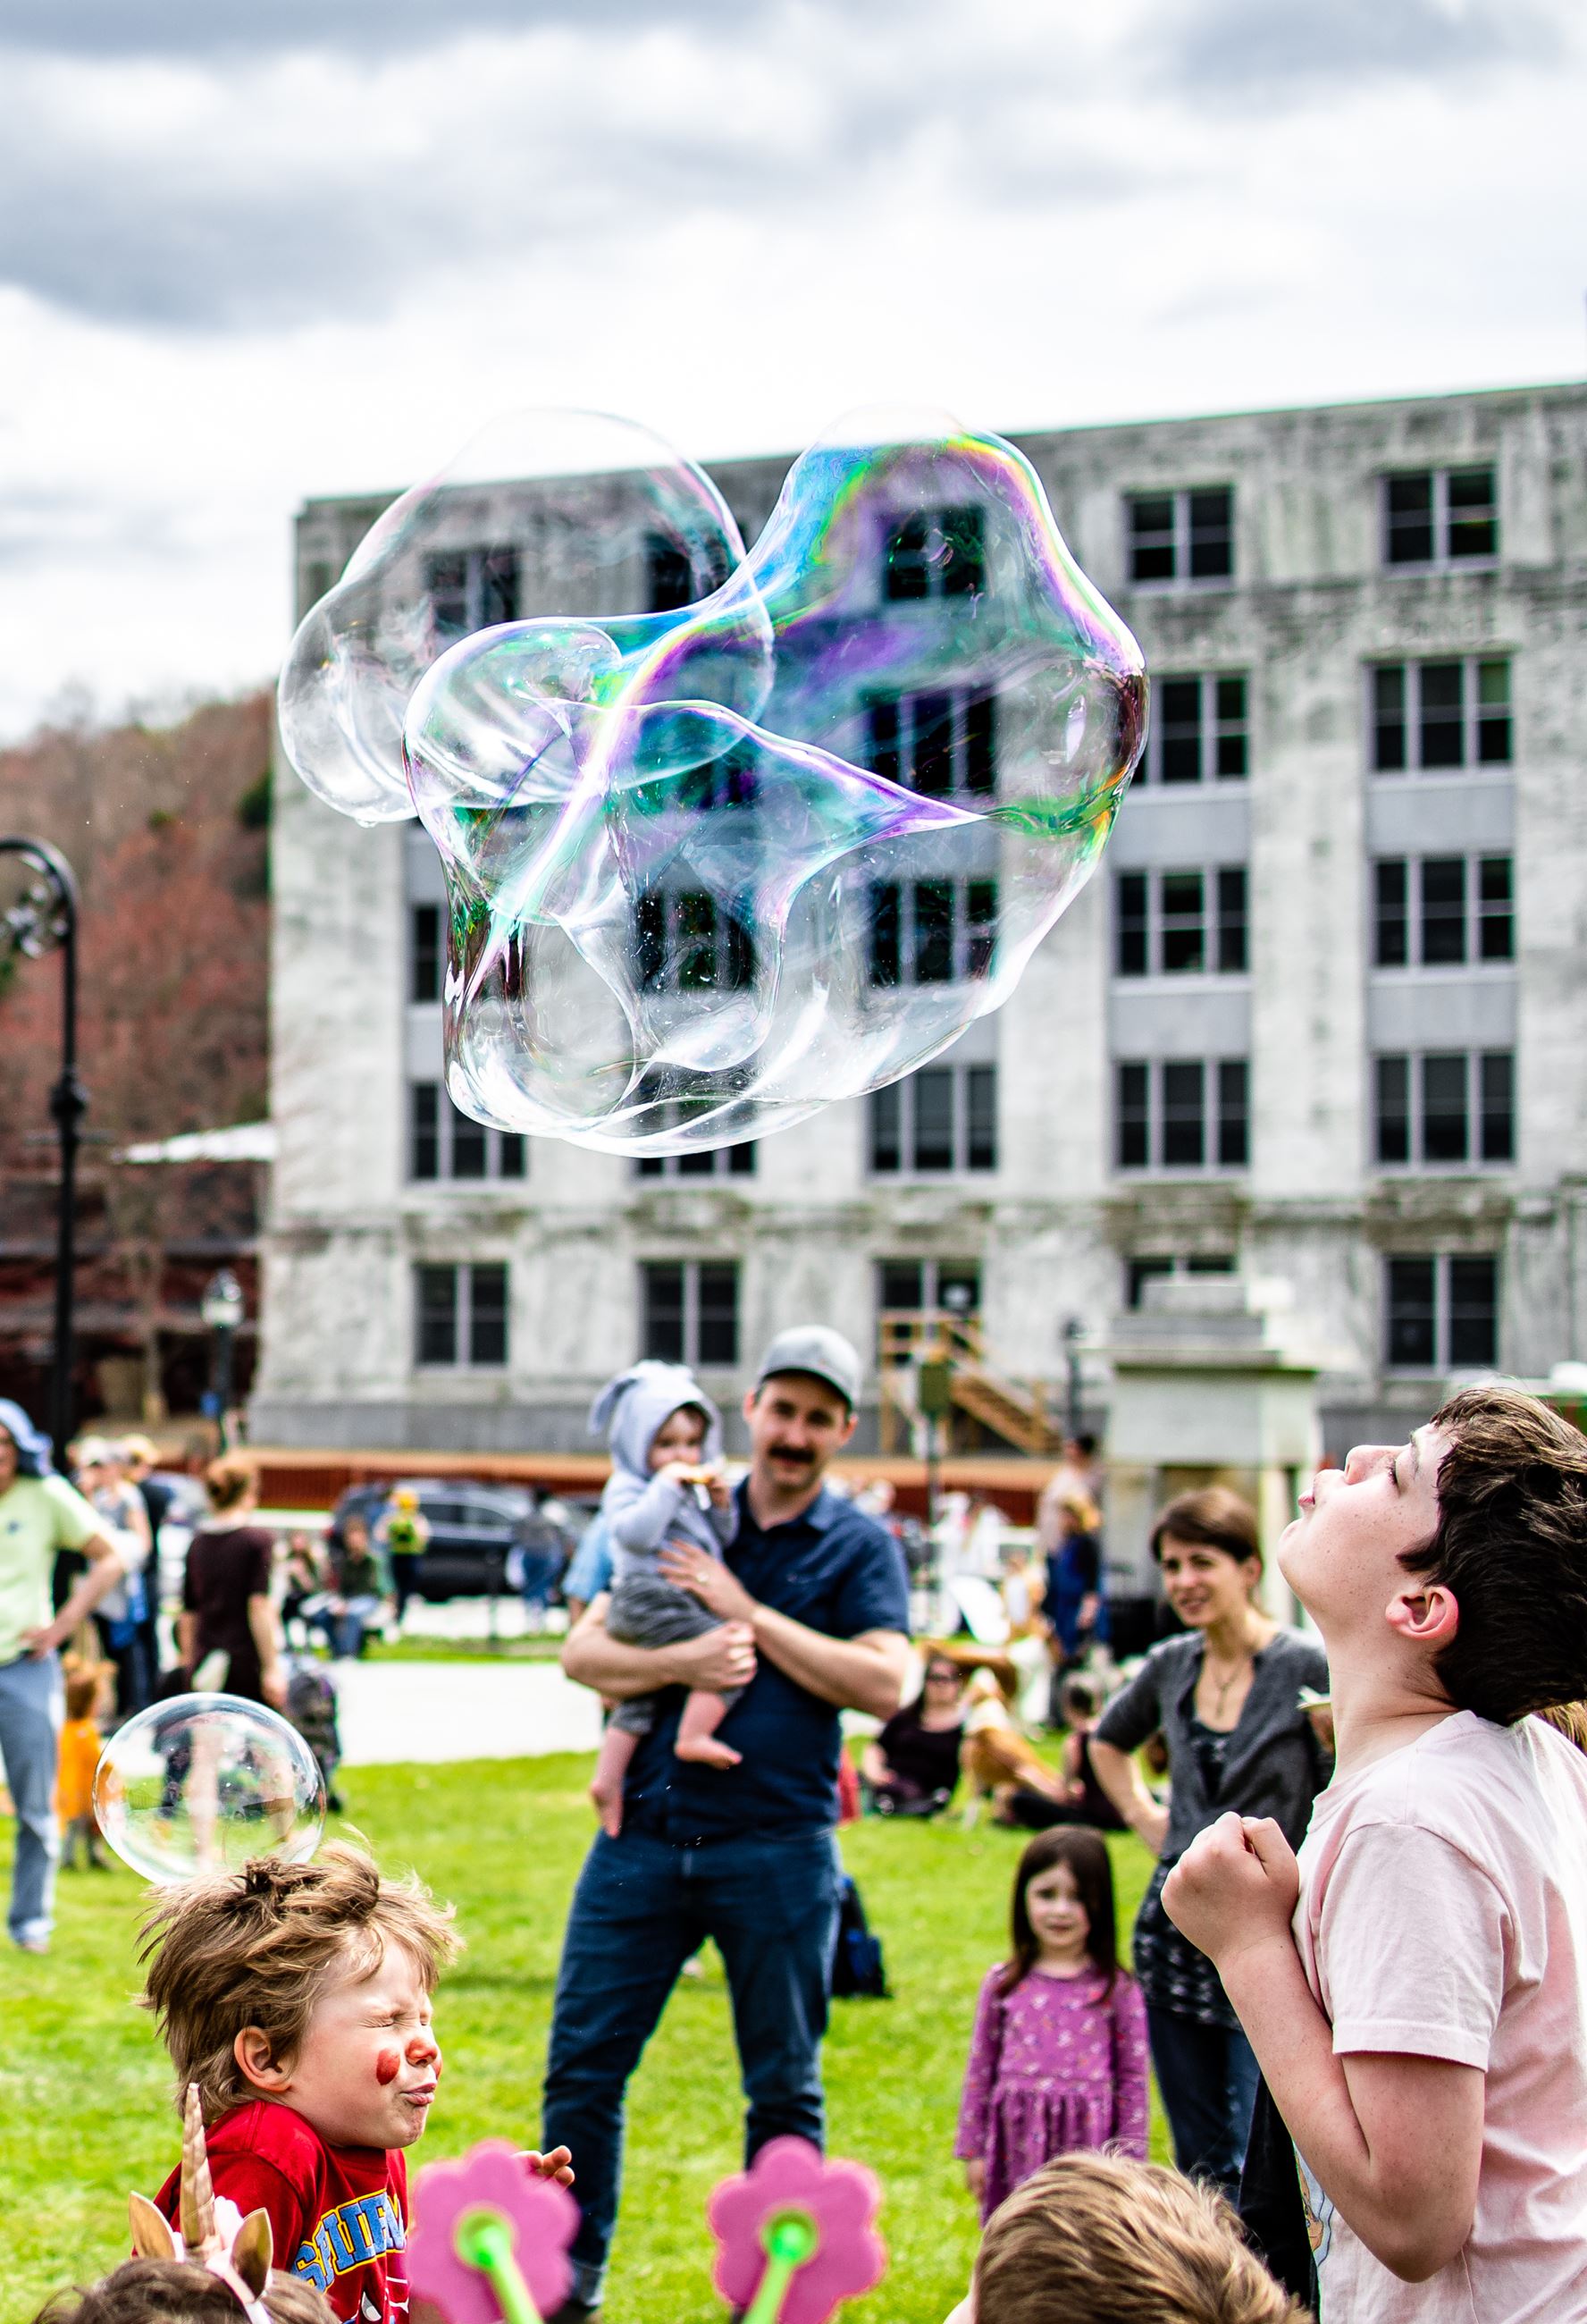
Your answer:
[138,1844,460,2124]
[32,2261,334,2324]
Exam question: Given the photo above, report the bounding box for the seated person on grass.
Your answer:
[1165,1384,1587,2322]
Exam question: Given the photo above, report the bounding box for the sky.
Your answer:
[0,0,1582,741]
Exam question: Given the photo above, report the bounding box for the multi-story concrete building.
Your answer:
[251,382,1587,1459]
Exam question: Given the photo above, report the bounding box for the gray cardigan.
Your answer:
[1095,1628,1331,1864]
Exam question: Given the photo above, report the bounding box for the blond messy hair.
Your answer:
[139,1844,460,2124]
[973,2154,1308,2324]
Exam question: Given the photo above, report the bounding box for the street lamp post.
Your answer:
[0,838,84,1458]
[200,1267,246,1450]
[1062,1315,1086,1444]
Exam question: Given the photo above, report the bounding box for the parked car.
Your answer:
[326,1478,553,1600]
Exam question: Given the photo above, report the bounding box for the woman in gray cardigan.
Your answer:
[1090,1487,1329,2198]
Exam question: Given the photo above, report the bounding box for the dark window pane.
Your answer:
[1215,675,1248,779]
[411,1082,439,1182]
[697,1263,739,1366]
[941,506,986,597]
[881,1260,924,1311]
[1216,866,1247,973]
[964,690,997,793]
[676,890,717,991]
[642,1262,686,1362]
[967,1065,997,1170]
[468,1263,508,1366]
[1421,857,1467,964]
[1116,1063,1150,1170]
[1386,1256,1437,1367]
[938,1263,982,1312]
[1188,486,1233,579]
[966,880,997,980]
[869,883,901,987]
[1480,1052,1514,1164]
[911,694,954,795]
[1448,1256,1498,1366]
[1116,872,1148,976]
[450,1102,487,1181]
[416,1266,458,1366]
[1162,1060,1205,1167]
[1385,474,1434,566]
[1160,871,1205,973]
[646,534,693,611]
[1375,860,1409,967]
[1129,494,1176,584]
[884,512,930,601]
[480,548,517,626]
[677,1149,715,1176]
[1477,855,1513,961]
[1476,659,1511,763]
[913,1068,955,1171]
[1375,1056,1410,1165]
[634,890,666,990]
[1446,467,1497,560]
[1419,662,1465,770]
[1373,666,1406,772]
[427,553,469,638]
[867,696,901,785]
[1159,677,1204,784]
[727,1141,757,1176]
[499,1133,525,1180]
[1217,1058,1248,1167]
[870,1084,902,1173]
[635,1157,664,1178]
[1187,1254,1236,1275]
[1126,1255,1174,1307]
[411,903,441,1004]
[913,880,955,983]
[1422,1052,1469,1163]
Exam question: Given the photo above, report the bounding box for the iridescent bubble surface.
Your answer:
[281,408,1147,1154]
[94,1693,326,1884]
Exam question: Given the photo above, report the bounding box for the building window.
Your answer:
[634,889,755,993]
[1381,467,1498,567]
[1124,1252,1236,1309]
[883,506,985,601]
[1138,673,1247,784]
[1126,488,1233,585]
[426,548,518,641]
[869,1065,996,1175]
[1385,1253,1498,1370]
[416,1262,508,1368]
[409,1084,525,1183]
[641,1259,740,1367]
[635,1143,757,1180]
[864,689,996,796]
[1373,855,1514,968]
[1115,1058,1248,1173]
[877,1259,982,1319]
[1114,866,1247,976]
[1373,1051,1515,1167]
[410,904,443,1005]
[1371,658,1511,773]
[869,879,997,986]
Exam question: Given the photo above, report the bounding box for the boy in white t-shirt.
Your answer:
[1163,1383,1587,2323]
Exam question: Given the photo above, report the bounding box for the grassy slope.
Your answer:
[4,1754,1163,2324]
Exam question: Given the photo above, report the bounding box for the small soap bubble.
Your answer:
[93,1693,326,1885]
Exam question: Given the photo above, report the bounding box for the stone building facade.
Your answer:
[251,382,1587,1455]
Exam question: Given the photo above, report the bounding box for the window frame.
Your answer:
[408,1082,526,1184]
[1368,656,1512,774]
[1383,1251,1499,1372]
[414,1260,510,1370]
[1113,1057,1250,1175]
[862,686,998,799]
[1113,864,1248,978]
[869,1063,997,1177]
[1372,852,1515,968]
[640,1258,741,1368]
[881,504,987,602]
[1372,1049,1516,1169]
[425,545,519,640]
[635,1143,757,1181]
[1380,467,1499,568]
[1125,487,1235,587]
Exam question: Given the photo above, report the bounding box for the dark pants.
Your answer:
[542,1824,843,2305]
[390,1555,424,1620]
[1146,2004,1261,2201]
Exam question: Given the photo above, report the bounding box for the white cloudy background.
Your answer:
[0,0,1581,737]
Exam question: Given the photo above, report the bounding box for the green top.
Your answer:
[0,1474,103,1664]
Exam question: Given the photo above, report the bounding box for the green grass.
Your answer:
[5,1755,1165,2324]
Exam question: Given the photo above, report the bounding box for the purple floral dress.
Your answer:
[955,1963,1150,2219]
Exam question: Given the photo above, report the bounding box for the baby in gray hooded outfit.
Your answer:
[587,1360,743,1836]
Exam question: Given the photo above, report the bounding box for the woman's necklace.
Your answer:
[1202,1626,1261,1719]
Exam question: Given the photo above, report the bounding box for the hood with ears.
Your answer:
[589,1362,724,1479]
[0,1398,53,1478]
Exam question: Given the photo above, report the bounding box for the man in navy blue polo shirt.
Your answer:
[542,1326,911,2320]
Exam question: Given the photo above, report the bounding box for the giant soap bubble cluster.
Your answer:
[280,409,1146,1155]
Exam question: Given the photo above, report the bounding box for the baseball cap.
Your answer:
[754,1326,863,1412]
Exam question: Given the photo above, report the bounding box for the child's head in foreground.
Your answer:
[139,1843,459,2151]
[34,2261,333,2324]
[648,1400,710,1471]
[1281,1381,1587,1723]
[969,2153,1306,2324]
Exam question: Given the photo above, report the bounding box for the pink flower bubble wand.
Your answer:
[709,2138,886,2324]
[407,2142,578,2324]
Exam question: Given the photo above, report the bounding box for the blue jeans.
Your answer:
[542,1825,843,2304]
[1146,2003,1261,2201]
[0,1653,63,1947]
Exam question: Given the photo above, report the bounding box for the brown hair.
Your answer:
[204,1455,256,1515]
[32,2262,335,2324]
[64,1663,109,1722]
[972,2152,1307,2324]
[1000,1828,1119,2000]
[1151,1486,1260,1570]
[138,1845,460,2122]
[1400,1384,1587,1725]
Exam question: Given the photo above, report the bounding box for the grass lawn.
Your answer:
[5,1753,1166,2324]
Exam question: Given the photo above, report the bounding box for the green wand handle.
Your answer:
[453,2205,543,2324]
[742,2210,819,2324]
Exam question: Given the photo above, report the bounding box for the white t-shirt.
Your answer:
[1293,1712,1587,2322]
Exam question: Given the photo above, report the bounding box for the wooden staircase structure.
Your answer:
[877,1310,1066,1457]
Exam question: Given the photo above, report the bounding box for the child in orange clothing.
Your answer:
[58,1659,113,1870]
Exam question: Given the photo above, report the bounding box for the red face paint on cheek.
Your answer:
[375,2049,400,2086]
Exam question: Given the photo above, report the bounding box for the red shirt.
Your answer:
[155,2101,409,2324]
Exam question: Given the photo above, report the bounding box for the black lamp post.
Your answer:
[1062,1314,1086,1443]
[201,1267,246,1450]
[0,838,84,1459]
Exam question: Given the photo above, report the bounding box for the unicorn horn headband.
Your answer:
[129,2084,275,2324]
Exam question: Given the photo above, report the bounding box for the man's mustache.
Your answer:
[768,1443,817,1465]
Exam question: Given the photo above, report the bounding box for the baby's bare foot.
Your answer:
[673,1736,742,1769]
[589,1776,625,1836]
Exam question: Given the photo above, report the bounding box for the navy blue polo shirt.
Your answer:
[621,1481,911,1844]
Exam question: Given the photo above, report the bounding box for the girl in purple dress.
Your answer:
[956,1828,1150,2220]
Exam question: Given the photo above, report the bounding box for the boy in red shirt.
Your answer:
[139,1846,571,2324]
